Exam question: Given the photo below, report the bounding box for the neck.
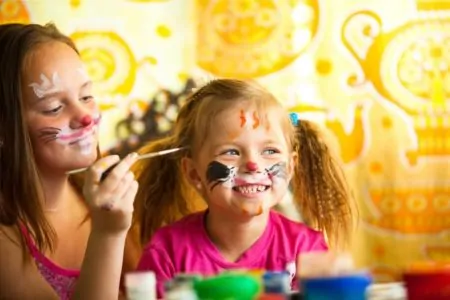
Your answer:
[205,207,270,262]
[38,170,74,213]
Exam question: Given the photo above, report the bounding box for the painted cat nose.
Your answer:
[80,115,92,127]
[246,161,258,172]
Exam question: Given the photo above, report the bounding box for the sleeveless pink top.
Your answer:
[20,225,80,300]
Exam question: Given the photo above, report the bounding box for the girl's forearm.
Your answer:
[71,230,127,300]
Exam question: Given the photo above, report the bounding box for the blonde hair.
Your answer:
[133,79,353,249]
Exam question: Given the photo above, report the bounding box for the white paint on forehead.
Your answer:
[29,72,63,98]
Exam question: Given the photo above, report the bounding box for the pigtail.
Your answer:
[132,136,204,246]
[291,120,353,249]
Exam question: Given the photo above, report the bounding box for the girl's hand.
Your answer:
[83,153,139,236]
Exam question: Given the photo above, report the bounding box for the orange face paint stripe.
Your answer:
[240,109,247,128]
[252,111,260,129]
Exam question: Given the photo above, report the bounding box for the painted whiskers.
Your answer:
[38,127,61,144]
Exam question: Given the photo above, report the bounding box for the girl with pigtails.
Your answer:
[133,79,354,298]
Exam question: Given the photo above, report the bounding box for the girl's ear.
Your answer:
[181,156,203,190]
[288,151,298,182]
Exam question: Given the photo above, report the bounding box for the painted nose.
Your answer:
[246,161,258,172]
[80,115,92,127]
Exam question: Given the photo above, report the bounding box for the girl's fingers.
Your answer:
[121,180,139,212]
[110,171,135,202]
[84,155,120,194]
[98,153,138,193]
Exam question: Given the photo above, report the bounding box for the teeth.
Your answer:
[236,185,267,194]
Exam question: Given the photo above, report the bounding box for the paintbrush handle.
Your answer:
[99,147,186,182]
[100,162,119,182]
[66,147,186,177]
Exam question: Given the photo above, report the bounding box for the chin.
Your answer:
[63,149,98,170]
[235,201,271,217]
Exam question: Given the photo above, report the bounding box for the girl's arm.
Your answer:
[72,154,139,300]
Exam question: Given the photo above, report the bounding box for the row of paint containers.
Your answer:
[124,261,450,300]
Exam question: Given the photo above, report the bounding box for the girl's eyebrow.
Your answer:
[261,138,281,145]
[34,80,92,103]
[80,80,92,89]
[34,91,63,103]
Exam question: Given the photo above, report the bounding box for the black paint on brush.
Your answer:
[99,162,119,182]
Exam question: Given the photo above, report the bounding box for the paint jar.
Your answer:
[164,273,201,300]
[172,273,202,286]
[403,261,450,300]
[165,282,198,300]
[366,282,406,300]
[300,272,372,300]
[124,271,156,300]
[263,271,291,294]
[193,273,260,300]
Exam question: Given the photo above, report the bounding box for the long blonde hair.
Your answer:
[134,79,353,248]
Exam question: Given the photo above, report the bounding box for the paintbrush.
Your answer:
[66,147,187,181]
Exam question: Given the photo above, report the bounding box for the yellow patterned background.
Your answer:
[2,0,449,281]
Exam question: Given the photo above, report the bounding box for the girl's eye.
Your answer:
[80,96,94,102]
[262,148,279,155]
[42,106,62,115]
[221,149,239,156]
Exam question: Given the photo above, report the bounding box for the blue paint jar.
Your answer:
[300,272,372,300]
[263,271,291,294]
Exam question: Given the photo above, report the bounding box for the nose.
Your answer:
[246,161,258,172]
[80,115,92,127]
[242,150,263,173]
[70,104,95,129]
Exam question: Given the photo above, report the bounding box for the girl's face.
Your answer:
[23,41,100,174]
[183,104,295,218]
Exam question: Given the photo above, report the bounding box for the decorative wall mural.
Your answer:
[196,0,320,78]
[365,184,450,234]
[342,9,450,167]
[4,0,450,279]
[425,243,450,261]
[340,0,450,280]
[0,0,30,24]
[289,102,369,164]
[107,79,195,157]
[70,31,138,97]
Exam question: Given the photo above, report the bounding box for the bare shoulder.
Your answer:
[0,225,58,299]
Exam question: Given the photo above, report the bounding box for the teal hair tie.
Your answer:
[289,112,299,126]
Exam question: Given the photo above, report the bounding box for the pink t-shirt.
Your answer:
[137,210,328,298]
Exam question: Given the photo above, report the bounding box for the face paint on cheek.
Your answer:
[265,162,288,182]
[37,112,101,155]
[37,127,62,144]
[29,72,63,98]
[206,161,236,191]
